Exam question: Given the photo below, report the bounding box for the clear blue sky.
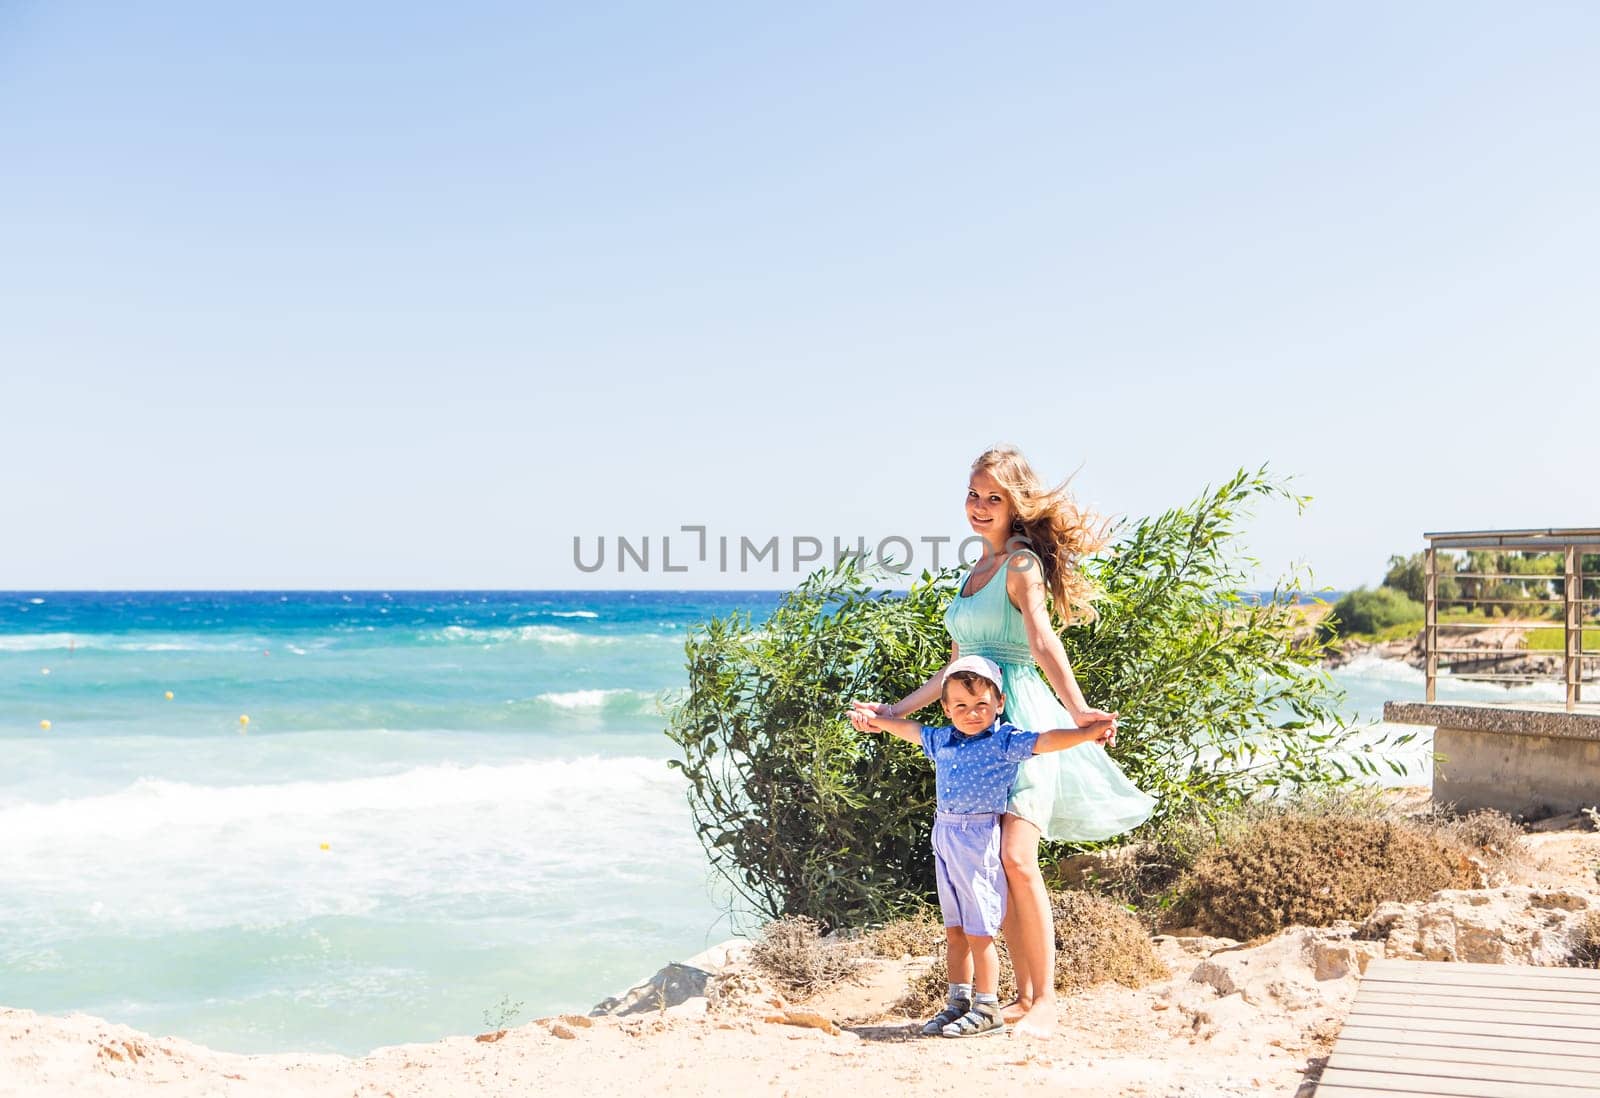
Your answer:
[3,2,1596,589]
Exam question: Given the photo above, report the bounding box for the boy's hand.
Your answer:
[1079,715,1117,746]
[849,701,887,733]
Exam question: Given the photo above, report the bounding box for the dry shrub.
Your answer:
[1415,806,1530,881]
[1569,911,1600,969]
[1051,891,1169,993]
[866,907,946,959]
[897,891,1164,1014]
[1178,814,1476,940]
[749,915,864,998]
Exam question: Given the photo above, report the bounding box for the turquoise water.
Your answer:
[0,591,782,1056]
[0,591,1564,1056]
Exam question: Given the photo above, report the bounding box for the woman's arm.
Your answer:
[848,704,924,746]
[1005,551,1104,724]
[866,641,958,720]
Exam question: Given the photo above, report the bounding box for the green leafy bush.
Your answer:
[667,467,1407,929]
[1322,586,1423,639]
[1382,551,1458,604]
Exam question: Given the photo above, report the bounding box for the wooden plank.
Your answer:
[1360,989,1600,1016]
[1314,1066,1600,1098]
[1315,1086,1473,1098]
[1338,1024,1600,1060]
[1365,959,1600,982]
[1363,965,1600,989]
[1356,966,1600,992]
[1356,985,1600,1011]
[1329,1050,1600,1089]
[1336,1037,1600,1073]
[1362,966,1600,994]
[1348,1002,1600,1031]
[1340,1013,1600,1045]
[1316,1089,1475,1098]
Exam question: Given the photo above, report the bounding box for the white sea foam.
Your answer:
[0,756,677,843]
[549,610,599,619]
[0,633,78,651]
[0,633,261,653]
[431,625,618,646]
[1332,653,1569,704]
[535,688,648,710]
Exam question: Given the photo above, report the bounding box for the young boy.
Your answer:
[849,654,1114,1038]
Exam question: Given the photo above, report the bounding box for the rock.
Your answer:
[590,962,712,1017]
[666,997,708,1020]
[1187,926,1373,1014]
[1361,886,1598,964]
[1182,992,1257,1040]
[1311,939,1383,981]
[1153,933,1239,957]
[590,938,752,1017]
[547,1023,578,1040]
[762,1010,841,1036]
[1053,844,1149,887]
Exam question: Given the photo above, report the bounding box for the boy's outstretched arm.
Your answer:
[1033,716,1116,754]
[848,702,923,746]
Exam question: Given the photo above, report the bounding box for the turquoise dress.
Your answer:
[944,556,1156,842]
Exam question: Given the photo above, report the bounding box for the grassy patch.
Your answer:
[1348,620,1424,644]
[1523,627,1600,651]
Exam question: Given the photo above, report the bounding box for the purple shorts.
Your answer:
[931,809,1006,937]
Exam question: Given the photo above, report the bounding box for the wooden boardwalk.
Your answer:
[1315,959,1600,1097]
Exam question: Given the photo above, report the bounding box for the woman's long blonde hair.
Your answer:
[972,444,1110,627]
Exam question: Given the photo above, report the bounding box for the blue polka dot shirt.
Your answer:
[918,719,1040,813]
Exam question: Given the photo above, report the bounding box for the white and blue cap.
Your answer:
[941,654,1003,693]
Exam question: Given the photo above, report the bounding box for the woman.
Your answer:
[861,444,1154,1039]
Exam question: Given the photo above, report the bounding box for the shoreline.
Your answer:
[8,820,1596,1098]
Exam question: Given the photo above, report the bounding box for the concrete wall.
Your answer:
[1383,701,1600,820]
[1434,725,1600,818]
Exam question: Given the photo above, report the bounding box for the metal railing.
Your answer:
[1423,528,1600,711]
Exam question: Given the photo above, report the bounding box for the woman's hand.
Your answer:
[1077,707,1119,745]
[848,703,878,733]
[852,700,898,720]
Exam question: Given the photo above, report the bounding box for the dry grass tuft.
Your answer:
[1414,806,1531,881]
[1177,813,1476,940]
[748,915,865,999]
[865,907,946,959]
[1051,890,1170,993]
[1568,910,1600,969]
[897,891,1165,1014]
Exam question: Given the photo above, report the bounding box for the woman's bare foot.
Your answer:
[1011,1000,1056,1039]
[1000,997,1031,1024]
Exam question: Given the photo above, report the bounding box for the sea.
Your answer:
[0,590,1568,1056]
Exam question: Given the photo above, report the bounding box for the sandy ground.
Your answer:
[5,822,1597,1098]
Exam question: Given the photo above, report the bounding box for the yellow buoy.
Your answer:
[40,719,51,731]
[320,842,331,851]
[165,691,174,700]
[239,714,250,726]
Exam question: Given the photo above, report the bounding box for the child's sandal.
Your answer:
[941,1004,1006,1038]
[919,1000,971,1037]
